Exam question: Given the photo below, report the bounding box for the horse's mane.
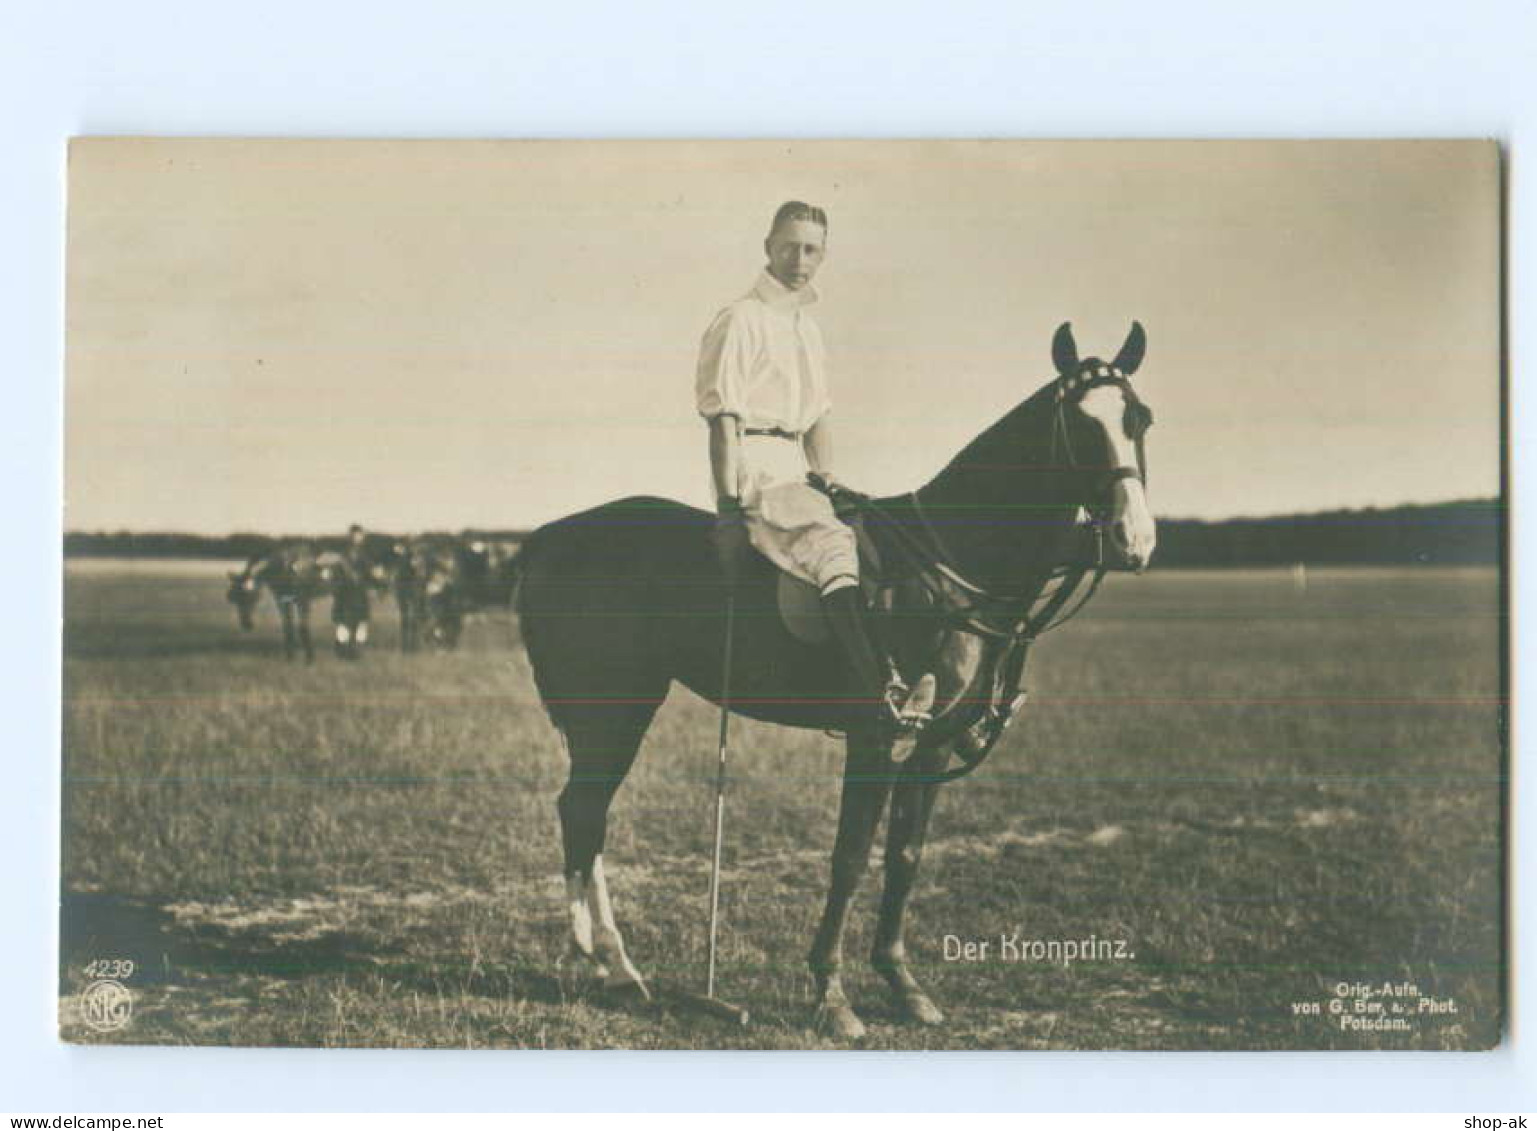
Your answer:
[242,539,317,581]
[919,378,1060,498]
[884,376,1076,594]
[237,547,272,579]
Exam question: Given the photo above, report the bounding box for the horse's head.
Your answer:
[1049,321,1156,572]
[226,570,261,630]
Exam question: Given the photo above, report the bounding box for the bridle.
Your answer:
[815,365,1153,782]
[849,364,1153,642]
[1054,360,1153,496]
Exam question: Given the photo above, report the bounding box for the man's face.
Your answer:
[764,219,826,291]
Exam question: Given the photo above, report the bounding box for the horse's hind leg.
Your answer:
[871,742,947,1025]
[556,704,659,997]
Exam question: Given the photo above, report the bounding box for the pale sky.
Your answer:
[65,139,1501,534]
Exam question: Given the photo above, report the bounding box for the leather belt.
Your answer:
[743,426,801,441]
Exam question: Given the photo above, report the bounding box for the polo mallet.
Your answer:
[674,590,751,1026]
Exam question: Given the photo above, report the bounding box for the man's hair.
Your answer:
[768,200,828,237]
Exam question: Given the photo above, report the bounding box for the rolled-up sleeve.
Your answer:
[696,306,755,421]
[807,384,832,430]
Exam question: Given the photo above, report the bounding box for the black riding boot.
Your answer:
[820,585,910,733]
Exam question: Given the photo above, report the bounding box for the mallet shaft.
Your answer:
[705,592,736,999]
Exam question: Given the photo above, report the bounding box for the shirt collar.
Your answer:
[752,269,819,310]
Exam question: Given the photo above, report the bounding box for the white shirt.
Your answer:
[695,270,831,435]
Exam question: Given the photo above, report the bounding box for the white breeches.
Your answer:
[737,435,859,594]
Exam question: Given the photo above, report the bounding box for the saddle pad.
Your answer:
[775,569,883,645]
[777,572,831,644]
[773,517,886,645]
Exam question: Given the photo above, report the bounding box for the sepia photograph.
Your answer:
[60,138,1503,1050]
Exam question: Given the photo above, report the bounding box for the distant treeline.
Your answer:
[64,499,1501,567]
[1150,499,1501,567]
[62,530,529,562]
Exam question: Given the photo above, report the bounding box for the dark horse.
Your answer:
[226,541,371,662]
[394,535,521,652]
[323,536,427,653]
[515,323,1155,1038]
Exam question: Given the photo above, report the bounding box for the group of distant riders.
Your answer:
[225,524,520,662]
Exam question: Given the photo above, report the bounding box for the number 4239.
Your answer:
[83,958,134,979]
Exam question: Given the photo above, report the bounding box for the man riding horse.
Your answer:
[700,201,933,750]
[515,201,1157,1037]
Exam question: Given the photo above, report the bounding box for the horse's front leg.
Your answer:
[398,590,417,653]
[871,742,947,1025]
[278,599,297,661]
[297,598,315,664]
[808,731,895,1040]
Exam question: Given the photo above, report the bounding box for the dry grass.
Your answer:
[60,563,1503,1049]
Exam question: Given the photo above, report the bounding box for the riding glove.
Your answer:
[712,497,752,584]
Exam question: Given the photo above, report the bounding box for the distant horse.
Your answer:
[322,536,426,653]
[515,322,1156,1037]
[225,542,371,662]
[387,539,428,653]
[458,535,523,609]
[395,535,520,651]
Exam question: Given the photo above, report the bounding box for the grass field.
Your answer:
[59,560,1504,1049]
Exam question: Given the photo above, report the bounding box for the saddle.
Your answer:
[768,509,1030,778]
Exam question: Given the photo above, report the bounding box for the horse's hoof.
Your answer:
[567,941,610,981]
[602,971,652,1002]
[814,1002,867,1041]
[601,952,652,1001]
[898,989,945,1026]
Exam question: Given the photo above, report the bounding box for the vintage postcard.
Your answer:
[61,139,1503,1049]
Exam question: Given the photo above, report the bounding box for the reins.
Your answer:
[810,367,1150,784]
[820,372,1147,647]
[900,487,1109,644]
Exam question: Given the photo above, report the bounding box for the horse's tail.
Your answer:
[506,525,564,725]
[505,538,531,617]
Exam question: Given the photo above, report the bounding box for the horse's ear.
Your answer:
[1113,321,1147,376]
[1051,322,1079,377]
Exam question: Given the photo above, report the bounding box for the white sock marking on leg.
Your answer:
[587,855,647,990]
[566,873,597,960]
